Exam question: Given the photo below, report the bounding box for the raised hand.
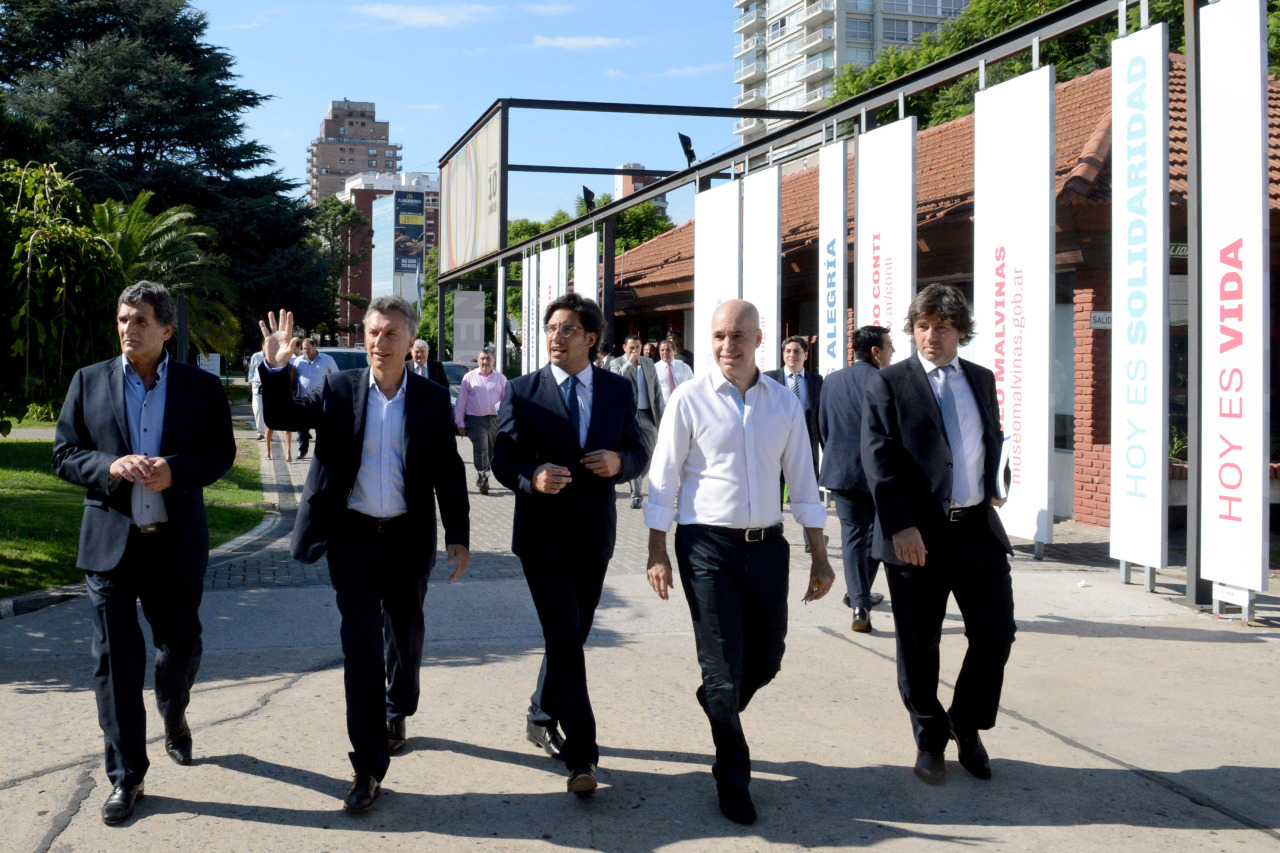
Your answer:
[258,309,296,369]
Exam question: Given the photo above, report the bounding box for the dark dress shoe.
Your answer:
[914,750,947,785]
[165,719,192,766]
[566,764,597,796]
[526,720,565,760]
[102,781,144,825]
[479,479,489,496]
[851,607,872,633]
[951,725,992,779]
[717,785,757,825]
[630,495,643,509]
[869,592,885,607]
[343,773,381,813]
[388,717,407,756]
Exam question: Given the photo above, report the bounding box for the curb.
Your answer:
[209,509,283,560]
[0,582,86,620]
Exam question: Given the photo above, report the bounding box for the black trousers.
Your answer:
[675,525,789,792]
[85,526,204,787]
[328,521,429,780]
[884,512,1016,753]
[522,555,608,768]
[831,489,879,610]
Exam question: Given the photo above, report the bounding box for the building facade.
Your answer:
[306,100,403,204]
[733,0,968,144]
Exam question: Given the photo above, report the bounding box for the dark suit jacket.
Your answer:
[410,360,448,387]
[492,364,649,564]
[53,356,235,573]
[609,355,665,423]
[765,367,823,471]
[861,355,1012,566]
[260,365,469,564]
[817,360,879,493]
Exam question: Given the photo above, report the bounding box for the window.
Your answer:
[368,160,377,167]
[847,19,872,41]
[882,0,908,12]
[940,0,967,14]
[385,160,393,168]
[882,18,910,42]
[360,121,366,126]
[1054,271,1077,451]
[368,149,377,156]
[385,149,394,156]
[911,0,938,13]
[910,20,933,40]
[849,48,873,65]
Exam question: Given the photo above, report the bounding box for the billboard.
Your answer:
[741,166,781,373]
[393,191,426,275]
[818,141,848,375]
[440,112,503,275]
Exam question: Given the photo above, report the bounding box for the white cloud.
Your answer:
[662,62,731,77]
[346,3,498,27]
[604,68,626,78]
[531,35,622,49]
[523,3,571,13]
[408,103,442,110]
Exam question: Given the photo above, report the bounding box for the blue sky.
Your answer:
[193,1,744,224]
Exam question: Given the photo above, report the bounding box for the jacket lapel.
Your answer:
[960,357,1000,437]
[109,357,130,450]
[351,369,371,461]
[583,365,608,449]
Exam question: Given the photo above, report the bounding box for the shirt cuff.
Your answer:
[643,501,676,532]
[790,501,828,530]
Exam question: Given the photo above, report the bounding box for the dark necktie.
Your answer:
[789,372,802,405]
[937,364,972,505]
[565,375,581,446]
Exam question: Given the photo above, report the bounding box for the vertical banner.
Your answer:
[1110,25,1170,569]
[972,66,1056,544]
[539,246,558,369]
[818,141,849,374]
[393,192,426,275]
[1200,0,1271,593]
[854,118,917,365]
[693,180,742,372]
[555,242,569,298]
[453,290,486,362]
[576,232,600,303]
[496,264,506,373]
[526,252,540,372]
[741,166,782,373]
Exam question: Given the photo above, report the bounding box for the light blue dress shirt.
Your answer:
[347,368,409,518]
[121,353,170,525]
[549,363,592,446]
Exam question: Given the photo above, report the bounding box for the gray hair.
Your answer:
[412,338,429,352]
[118,281,175,326]
[368,295,419,335]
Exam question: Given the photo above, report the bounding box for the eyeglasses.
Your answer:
[542,323,581,338]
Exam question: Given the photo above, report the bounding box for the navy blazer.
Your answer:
[765,367,824,470]
[260,365,469,564]
[53,357,235,573]
[492,364,650,564]
[817,360,879,493]
[861,355,1012,565]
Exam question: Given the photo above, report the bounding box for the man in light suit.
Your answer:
[493,292,650,797]
[765,335,823,480]
[861,283,1015,787]
[818,325,893,633]
[53,281,235,825]
[609,334,664,509]
[259,296,470,813]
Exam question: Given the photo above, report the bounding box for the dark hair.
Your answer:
[904,283,975,342]
[667,330,684,343]
[624,333,642,346]
[852,325,891,362]
[781,334,808,354]
[368,294,420,334]
[543,291,605,338]
[118,281,176,326]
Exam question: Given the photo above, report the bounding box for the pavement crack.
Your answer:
[817,625,1280,842]
[34,768,94,853]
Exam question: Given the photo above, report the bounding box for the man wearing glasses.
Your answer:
[492,292,650,798]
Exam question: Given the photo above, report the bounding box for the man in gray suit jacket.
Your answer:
[817,325,893,633]
[610,334,664,508]
[53,281,235,825]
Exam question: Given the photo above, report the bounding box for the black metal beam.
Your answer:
[506,97,808,121]
[509,164,674,178]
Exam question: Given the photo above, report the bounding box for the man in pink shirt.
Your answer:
[455,350,507,495]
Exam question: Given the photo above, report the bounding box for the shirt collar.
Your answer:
[712,366,759,394]
[550,362,593,388]
[369,365,408,401]
[916,350,961,376]
[784,366,805,378]
[121,351,169,382]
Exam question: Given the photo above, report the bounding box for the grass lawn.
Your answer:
[0,438,267,597]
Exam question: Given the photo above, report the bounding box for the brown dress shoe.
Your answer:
[914,750,947,785]
[387,717,406,756]
[567,764,597,796]
[950,725,992,779]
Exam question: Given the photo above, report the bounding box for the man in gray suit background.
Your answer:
[610,333,664,509]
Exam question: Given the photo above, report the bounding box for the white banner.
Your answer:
[555,242,569,298]
[1200,0,1271,593]
[693,180,742,372]
[1109,25,1170,568]
[972,66,1056,544]
[526,252,539,372]
[453,290,485,362]
[854,118,917,365]
[539,245,559,371]
[576,232,600,304]
[818,141,849,375]
[741,166,782,373]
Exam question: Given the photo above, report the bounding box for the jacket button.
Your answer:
[946,462,953,468]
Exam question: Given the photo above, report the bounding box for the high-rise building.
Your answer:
[306,99,403,204]
[614,163,669,216]
[732,0,969,145]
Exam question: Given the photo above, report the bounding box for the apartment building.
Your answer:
[306,100,404,204]
[732,0,968,144]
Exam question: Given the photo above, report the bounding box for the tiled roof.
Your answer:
[617,55,1275,295]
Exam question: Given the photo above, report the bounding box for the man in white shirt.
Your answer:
[644,299,834,826]
[291,337,340,459]
[653,339,693,406]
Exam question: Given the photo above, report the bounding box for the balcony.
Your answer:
[796,52,834,82]
[799,26,834,53]
[734,8,765,34]
[734,61,766,84]
[801,83,834,109]
[766,24,796,45]
[735,0,752,8]
[734,117,764,135]
[796,0,835,26]
[734,34,766,58]
[734,86,767,108]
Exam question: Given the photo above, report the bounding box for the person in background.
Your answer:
[653,339,694,406]
[609,334,664,509]
[292,336,339,460]
[410,339,449,386]
[455,349,507,496]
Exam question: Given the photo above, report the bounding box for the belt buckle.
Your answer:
[375,518,391,534]
[745,527,764,543]
[948,507,964,522]
[138,523,160,534]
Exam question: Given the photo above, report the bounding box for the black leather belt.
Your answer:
[687,523,784,542]
[344,510,411,534]
[948,504,985,522]
[133,523,165,534]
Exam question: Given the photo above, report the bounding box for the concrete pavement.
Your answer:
[2,433,1279,851]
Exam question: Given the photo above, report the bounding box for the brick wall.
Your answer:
[1073,266,1111,526]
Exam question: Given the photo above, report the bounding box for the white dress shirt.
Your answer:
[916,351,986,507]
[549,363,593,446]
[347,368,409,518]
[644,368,827,532]
[654,358,693,405]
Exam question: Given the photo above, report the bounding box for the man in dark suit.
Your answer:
[765,335,823,480]
[411,338,449,387]
[667,330,694,372]
[492,292,649,797]
[861,283,1015,787]
[259,296,470,813]
[609,333,664,509]
[818,325,893,633]
[53,281,235,825]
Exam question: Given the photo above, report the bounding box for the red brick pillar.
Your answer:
[1073,267,1111,526]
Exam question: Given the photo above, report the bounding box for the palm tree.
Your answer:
[90,190,240,355]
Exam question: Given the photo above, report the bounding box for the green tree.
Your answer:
[311,196,371,328]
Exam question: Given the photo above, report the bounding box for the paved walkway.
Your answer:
[2,416,1279,850]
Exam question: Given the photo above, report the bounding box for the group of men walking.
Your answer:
[53,279,1016,829]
